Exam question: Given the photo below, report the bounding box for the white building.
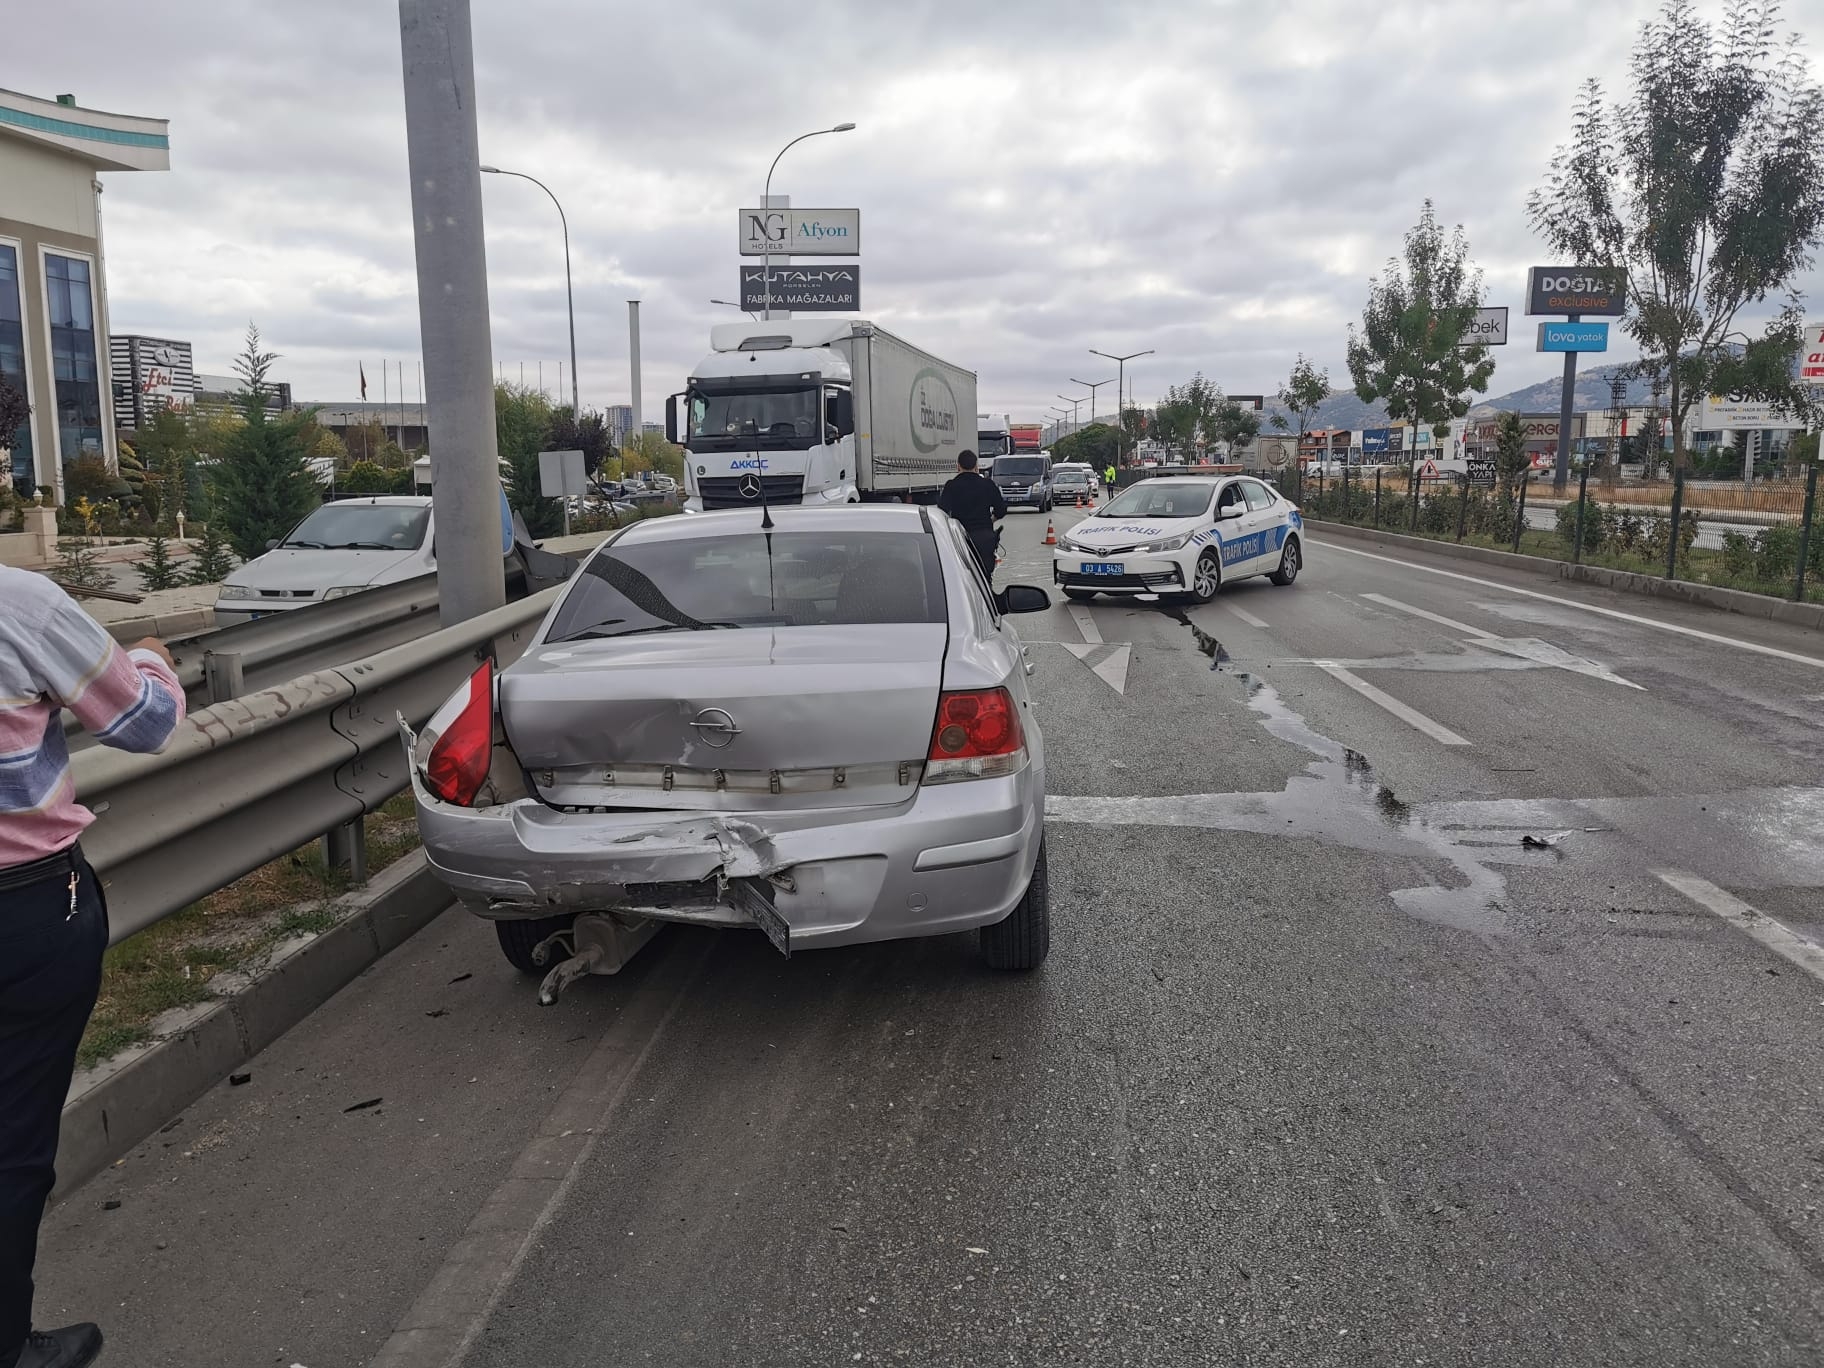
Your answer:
[0,87,170,497]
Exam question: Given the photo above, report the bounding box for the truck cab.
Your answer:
[671,322,858,512]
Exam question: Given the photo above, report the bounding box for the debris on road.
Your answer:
[447,972,473,985]
[1521,831,1575,849]
[229,1072,251,1086]
[425,1008,450,1018]
[342,1097,383,1114]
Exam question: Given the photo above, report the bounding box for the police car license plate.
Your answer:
[1081,562,1122,576]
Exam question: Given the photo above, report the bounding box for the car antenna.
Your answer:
[758,468,774,530]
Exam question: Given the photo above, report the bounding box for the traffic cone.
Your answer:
[1044,518,1057,546]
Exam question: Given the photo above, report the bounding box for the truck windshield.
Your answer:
[994,457,1046,481]
[688,386,820,451]
[976,433,1011,458]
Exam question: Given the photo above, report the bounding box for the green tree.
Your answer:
[548,406,615,478]
[620,430,686,481]
[1493,411,1530,497]
[136,531,181,591]
[1209,399,1261,460]
[1273,353,1330,452]
[1528,0,1824,472]
[134,406,197,529]
[1347,200,1494,446]
[0,374,28,482]
[1786,431,1819,465]
[1120,406,1146,451]
[208,324,321,559]
[496,383,560,537]
[1051,422,1122,469]
[185,518,236,584]
[1152,374,1221,457]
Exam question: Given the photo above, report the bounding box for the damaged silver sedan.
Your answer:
[401,504,1052,1001]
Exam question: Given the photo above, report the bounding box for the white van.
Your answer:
[213,491,513,626]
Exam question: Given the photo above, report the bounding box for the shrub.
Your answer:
[137,532,182,592]
[1751,524,1801,583]
[1720,529,1756,579]
[185,521,236,585]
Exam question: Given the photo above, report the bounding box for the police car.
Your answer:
[1052,475,1303,602]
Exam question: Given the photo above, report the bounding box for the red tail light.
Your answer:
[924,687,1026,784]
[425,660,493,806]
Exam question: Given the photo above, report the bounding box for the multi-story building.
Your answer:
[110,333,196,430]
[605,403,634,448]
[0,87,170,496]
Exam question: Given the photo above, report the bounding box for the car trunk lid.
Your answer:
[500,624,944,811]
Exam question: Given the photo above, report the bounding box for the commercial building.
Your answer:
[0,87,170,496]
[605,403,634,448]
[110,333,195,430]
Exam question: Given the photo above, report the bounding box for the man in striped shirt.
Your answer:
[2,565,185,1368]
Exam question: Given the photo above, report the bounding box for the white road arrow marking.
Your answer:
[1469,636,1645,690]
[1068,605,1102,645]
[1091,644,1131,696]
[1311,661,1472,746]
[1656,871,1824,984]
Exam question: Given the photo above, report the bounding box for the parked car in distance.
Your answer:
[213,491,513,625]
[403,503,1056,1000]
[1051,467,1097,503]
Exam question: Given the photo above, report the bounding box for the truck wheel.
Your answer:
[1189,549,1222,603]
[496,913,577,976]
[1270,536,1301,586]
[981,840,1050,970]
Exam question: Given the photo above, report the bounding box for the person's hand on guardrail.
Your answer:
[129,637,175,668]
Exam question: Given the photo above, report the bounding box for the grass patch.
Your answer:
[78,791,424,1071]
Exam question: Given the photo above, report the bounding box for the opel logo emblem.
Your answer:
[737,474,763,500]
[688,707,742,749]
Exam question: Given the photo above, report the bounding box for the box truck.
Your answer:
[668,320,978,509]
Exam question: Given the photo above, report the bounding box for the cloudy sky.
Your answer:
[14,0,1824,424]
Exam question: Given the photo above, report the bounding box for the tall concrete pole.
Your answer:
[628,300,642,441]
[399,0,504,625]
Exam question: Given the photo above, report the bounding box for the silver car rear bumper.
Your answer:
[404,739,1044,951]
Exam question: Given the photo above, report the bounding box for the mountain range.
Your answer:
[1259,360,1659,433]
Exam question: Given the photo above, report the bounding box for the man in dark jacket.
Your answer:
[937,450,1006,582]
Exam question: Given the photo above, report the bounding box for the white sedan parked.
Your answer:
[1052,475,1303,602]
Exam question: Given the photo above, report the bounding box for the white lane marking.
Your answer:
[1225,604,1270,629]
[1470,636,1645,690]
[1311,661,1472,746]
[1067,605,1102,645]
[1091,644,1131,695]
[1655,871,1824,984]
[1061,642,1097,660]
[1317,540,1824,670]
[1362,592,1495,639]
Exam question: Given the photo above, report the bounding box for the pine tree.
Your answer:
[185,520,236,585]
[209,323,321,559]
[137,531,181,592]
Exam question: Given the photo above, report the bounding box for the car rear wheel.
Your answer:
[1189,549,1222,603]
[980,840,1050,970]
[1270,536,1301,586]
[496,912,577,976]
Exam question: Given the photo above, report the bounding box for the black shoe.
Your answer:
[13,1324,103,1368]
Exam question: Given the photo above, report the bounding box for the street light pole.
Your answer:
[480,165,579,416]
[1090,347,1152,464]
[711,297,761,322]
[761,122,856,321]
[1058,394,1084,434]
[1069,376,1116,427]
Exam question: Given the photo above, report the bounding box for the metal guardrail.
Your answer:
[71,586,560,944]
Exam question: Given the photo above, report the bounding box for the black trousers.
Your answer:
[965,528,998,583]
[0,850,106,1357]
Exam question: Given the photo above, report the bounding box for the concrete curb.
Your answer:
[1303,519,1824,634]
[104,608,215,643]
[55,851,448,1199]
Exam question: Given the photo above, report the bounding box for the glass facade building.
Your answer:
[0,243,31,491]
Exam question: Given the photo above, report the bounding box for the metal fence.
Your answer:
[1274,462,1824,605]
[70,587,561,944]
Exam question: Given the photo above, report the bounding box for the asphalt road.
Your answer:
[37,505,1824,1368]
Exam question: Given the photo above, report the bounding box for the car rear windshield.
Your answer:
[280,503,429,551]
[1098,482,1213,519]
[994,458,1046,480]
[547,530,948,641]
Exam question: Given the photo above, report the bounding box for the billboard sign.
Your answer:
[1698,393,1794,429]
[1537,320,1610,353]
[1227,394,1265,411]
[1467,458,1496,487]
[738,208,860,256]
[739,264,860,312]
[1459,307,1509,346]
[1526,267,1626,316]
[1360,428,1392,455]
[1801,320,1824,386]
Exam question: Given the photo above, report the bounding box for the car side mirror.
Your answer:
[996,584,1051,614]
[266,538,280,550]
[1218,504,1245,520]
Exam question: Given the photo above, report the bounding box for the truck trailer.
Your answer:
[669,320,977,509]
